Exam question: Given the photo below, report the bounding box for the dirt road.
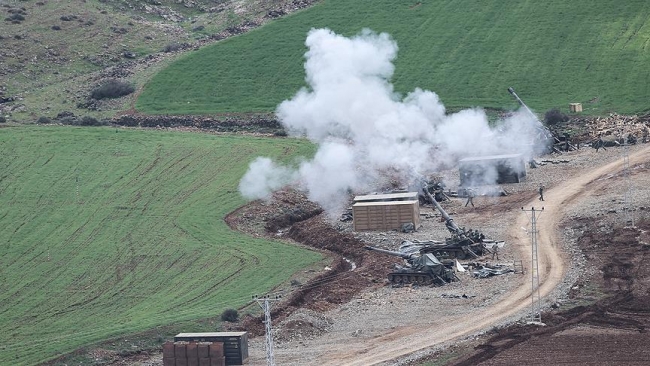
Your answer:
[319,145,650,365]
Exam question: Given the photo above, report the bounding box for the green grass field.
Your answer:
[136,0,650,115]
[0,126,321,365]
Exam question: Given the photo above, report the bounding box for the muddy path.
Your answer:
[319,145,650,365]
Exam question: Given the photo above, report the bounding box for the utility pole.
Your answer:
[622,133,635,227]
[522,206,543,324]
[253,294,281,366]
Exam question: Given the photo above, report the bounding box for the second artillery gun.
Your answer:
[419,186,501,260]
[364,245,458,286]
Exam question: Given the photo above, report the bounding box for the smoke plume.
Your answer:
[239,28,545,214]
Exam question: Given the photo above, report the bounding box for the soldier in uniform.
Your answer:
[465,188,475,207]
[492,244,500,260]
[563,132,571,152]
[595,134,607,152]
[538,185,545,201]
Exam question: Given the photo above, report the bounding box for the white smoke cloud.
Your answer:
[239,28,546,213]
[239,157,298,200]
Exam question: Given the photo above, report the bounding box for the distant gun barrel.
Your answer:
[507,87,554,153]
[507,86,537,120]
[364,245,412,259]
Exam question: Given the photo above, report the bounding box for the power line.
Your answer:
[522,206,543,324]
[621,133,635,227]
[253,294,282,366]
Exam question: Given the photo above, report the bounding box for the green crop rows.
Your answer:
[0,126,321,365]
[137,0,650,115]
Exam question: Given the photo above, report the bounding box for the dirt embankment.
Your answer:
[224,189,395,336]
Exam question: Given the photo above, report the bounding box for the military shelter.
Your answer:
[174,332,248,365]
[352,192,420,231]
[459,154,526,186]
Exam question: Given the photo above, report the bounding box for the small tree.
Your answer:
[36,116,51,124]
[80,116,104,126]
[220,309,239,322]
[91,80,135,100]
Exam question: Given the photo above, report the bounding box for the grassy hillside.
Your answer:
[0,126,322,365]
[137,0,650,115]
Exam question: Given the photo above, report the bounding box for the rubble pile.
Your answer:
[580,113,650,140]
[274,309,333,343]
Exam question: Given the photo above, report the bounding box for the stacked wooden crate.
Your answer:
[352,192,420,231]
[163,341,225,366]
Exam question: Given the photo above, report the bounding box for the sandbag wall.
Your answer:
[163,341,225,366]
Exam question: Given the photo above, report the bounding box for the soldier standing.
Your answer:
[595,134,607,152]
[492,245,500,260]
[465,188,475,207]
[538,185,545,201]
[563,132,570,152]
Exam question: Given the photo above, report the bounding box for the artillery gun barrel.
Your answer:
[422,188,466,238]
[507,87,537,121]
[364,245,411,259]
[508,87,554,153]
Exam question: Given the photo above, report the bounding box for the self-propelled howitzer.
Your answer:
[420,187,491,259]
[422,187,466,239]
[364,245,457,286]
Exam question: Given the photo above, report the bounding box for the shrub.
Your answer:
[36,116,51,124]
[544,108,569,125]
[51,25,61,30]
[80,116,103,126]
[9,13,25,21]
[57,111,75,119]
[0,115,6,123]
[162,43,183,53]
[110,26,128,34]
[220,309,239,322]
[58,116,77,125]
[91,80,135,100]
